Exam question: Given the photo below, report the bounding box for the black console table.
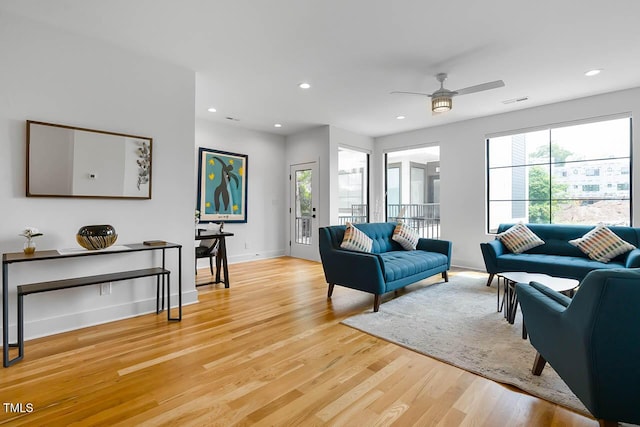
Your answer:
[2,242,182,367]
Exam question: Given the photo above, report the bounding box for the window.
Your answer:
[410,163,426,204]
[385,146,441,239]
[386,162,401,206]
[582,184,600,192]
[487,116,631,233]
[338,147,369,223]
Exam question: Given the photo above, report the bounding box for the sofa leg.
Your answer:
[598,420,619,427]
[373,294,381,312]
[532,352,547,376]
[327,283,335,298]
[442,271,449,282]
[486,273,495,287]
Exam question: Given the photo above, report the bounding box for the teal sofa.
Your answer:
[319,222,452,312]
[516,269,640,426]
[480,223,640,286]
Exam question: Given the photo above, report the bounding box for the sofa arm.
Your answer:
[528,281,572,307]
[319,248,386,294]
[416,238,452,260]
[515,282,581,372]
[516,282,570,317]
[479,239,504,274]
[624,248,640,268]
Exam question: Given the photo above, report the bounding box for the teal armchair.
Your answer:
[516,269,640,426]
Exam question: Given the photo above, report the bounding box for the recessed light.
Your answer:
[207,107,217,113]
[396,115,406,120]
[298,82,311,89]
[585,69,602,77]
[274,123,282,128]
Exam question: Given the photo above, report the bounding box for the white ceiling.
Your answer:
[3,0,640,137]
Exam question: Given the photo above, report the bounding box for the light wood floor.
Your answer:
[0,257,597,426]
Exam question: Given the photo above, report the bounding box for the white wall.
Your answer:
[375,87,640,270]
[195,119,287,263]
[285,125,330,261]
[283,125,373,260]
[0,13,197,340]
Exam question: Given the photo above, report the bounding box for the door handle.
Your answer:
[312,214,316,218]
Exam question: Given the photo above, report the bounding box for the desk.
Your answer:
[2,242,182,367]
[195,231,234,288]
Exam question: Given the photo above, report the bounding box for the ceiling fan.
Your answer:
[391,73,505,113]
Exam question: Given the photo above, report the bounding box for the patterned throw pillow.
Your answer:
[392,221,420,251]
[497,223,544,254]
[569,224,636,263]
[340,222,373,253]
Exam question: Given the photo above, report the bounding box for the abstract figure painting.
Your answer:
[197,148,248,223]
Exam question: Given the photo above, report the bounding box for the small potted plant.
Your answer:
[20,226,43,255]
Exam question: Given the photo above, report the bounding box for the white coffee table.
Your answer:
[498,272,579,338]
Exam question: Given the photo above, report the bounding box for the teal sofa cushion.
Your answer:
[379,251,449,282]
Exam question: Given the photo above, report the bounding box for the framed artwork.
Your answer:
[197,147,248,223]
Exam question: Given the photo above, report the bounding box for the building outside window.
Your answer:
[486,116,631,233]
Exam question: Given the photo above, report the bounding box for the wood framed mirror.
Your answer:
[26,120,152,199]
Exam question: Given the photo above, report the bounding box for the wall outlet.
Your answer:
[100,282,112,295]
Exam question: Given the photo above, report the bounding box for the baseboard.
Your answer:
[196,249,285,269]
[5,289,199,342]
[450,263,487,273]
[227,250,286,264]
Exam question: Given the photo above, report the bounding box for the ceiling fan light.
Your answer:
[432,96,452,112]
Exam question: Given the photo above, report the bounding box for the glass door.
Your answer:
[290,162,318,260]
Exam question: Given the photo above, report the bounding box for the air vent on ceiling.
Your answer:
[502,96,529,105]
[225,116,240,121]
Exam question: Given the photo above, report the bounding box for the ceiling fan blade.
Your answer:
[390,91,432,97]
[454,80,505,96]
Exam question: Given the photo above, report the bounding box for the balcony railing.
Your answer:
[295,216,312,245]
[337,216,367,225]
[336,203,440,239]
[388,203,440,239]
[338,203,368,225]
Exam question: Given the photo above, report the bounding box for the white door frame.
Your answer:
[289,162,319,261]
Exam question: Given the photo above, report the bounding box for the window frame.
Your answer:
[486,115,633,233]
[337,146,370,223]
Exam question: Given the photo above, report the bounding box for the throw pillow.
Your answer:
[497,223,544,254]
[569,224,636,263]
[340,222,373,253]
[392,221,419,251]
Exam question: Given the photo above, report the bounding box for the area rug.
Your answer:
[341,273,589,416]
